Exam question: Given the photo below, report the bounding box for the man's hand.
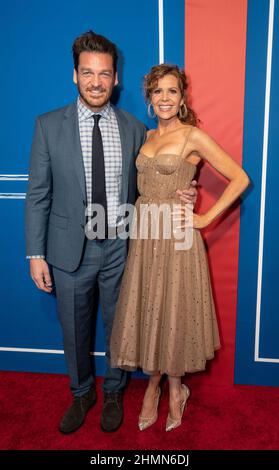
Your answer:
[30,259,53,293]
[176,180,198,205]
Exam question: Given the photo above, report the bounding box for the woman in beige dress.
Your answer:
[110,64,250,431]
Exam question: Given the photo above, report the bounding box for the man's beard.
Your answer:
[77,82,110,110]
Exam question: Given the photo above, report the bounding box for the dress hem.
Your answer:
[111,345,221,376]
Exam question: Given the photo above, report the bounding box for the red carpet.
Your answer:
[0,371,278,450]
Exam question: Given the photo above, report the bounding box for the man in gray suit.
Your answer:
[25,31,196,434]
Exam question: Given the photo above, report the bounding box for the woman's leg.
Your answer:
[168,376,183,419]
[167,376,190,430]
[140,373,162,418]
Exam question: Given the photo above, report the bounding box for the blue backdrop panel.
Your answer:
[0,0,159,175]
[164,0,184,67]
[235,0,279,386]
[259,1,279,360]
[0,0,185,376]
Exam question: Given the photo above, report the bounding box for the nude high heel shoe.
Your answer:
[166,384,190,432]
[138,387,161,431]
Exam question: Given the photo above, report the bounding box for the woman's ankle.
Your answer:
[169,385,183,401]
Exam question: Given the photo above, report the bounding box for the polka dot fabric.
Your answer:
[110,129,220,376]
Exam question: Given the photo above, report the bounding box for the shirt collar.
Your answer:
[77,97,112,122]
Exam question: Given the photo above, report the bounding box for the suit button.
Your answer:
[82,200,86,206]
[80,224,84,229]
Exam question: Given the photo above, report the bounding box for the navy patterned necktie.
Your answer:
[91,114,108,239]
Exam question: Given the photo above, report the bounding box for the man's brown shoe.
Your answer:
[59,386,97,434]
[100,391,123,432]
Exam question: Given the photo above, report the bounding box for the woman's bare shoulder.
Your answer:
[146,129,156,138]
[187,125,210,141]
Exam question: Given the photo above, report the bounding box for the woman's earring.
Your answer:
[179,104,188,119]
[148,103,156,119]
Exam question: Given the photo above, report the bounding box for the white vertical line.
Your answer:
[254,0,275,362]
[158,0,164,63]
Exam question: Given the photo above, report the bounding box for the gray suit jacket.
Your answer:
[25,102,146,272]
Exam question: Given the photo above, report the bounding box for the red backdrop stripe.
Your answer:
[185,0,248,384]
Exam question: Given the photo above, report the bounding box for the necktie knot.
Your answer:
[93,114,101,125]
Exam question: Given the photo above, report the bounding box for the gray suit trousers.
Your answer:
[52,236,128,396]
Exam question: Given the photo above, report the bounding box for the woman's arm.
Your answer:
[188,127,250,228]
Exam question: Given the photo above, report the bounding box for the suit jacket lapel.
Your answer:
[62,103,87,203]
[61,102,134,207]
[113,105,133,205]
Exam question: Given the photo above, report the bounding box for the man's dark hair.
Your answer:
[72,30,118,73]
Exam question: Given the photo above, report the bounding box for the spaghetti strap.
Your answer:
[180,127,193,158]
